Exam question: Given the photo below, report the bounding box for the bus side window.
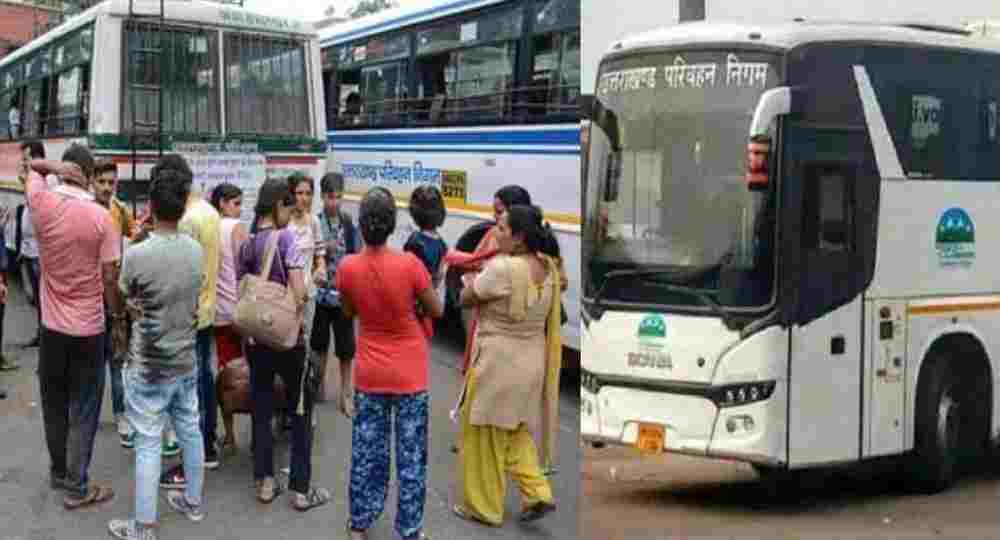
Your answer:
[802,163,855,253]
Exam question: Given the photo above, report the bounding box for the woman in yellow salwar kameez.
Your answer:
[453,204,565,526]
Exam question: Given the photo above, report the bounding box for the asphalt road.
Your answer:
[582,443,1000,540]
[0,277,580,540]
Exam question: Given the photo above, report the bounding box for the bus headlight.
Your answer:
[710,381,776,408]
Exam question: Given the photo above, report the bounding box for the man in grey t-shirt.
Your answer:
[109,157,205,540]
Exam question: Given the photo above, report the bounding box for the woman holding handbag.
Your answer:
[236,178,330,510]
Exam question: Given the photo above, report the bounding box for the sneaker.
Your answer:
[166,490,204,522]
[162,440,180,458]
[108,519,158,540]
[0,355,19,371]
[204,448,220,470]
[159,465,186,489]
[120,431,136,449]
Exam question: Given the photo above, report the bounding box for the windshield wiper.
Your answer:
[589,268,735,328]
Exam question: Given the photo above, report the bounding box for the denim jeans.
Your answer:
[350,391,429,538]
[37,327,105,498]
[196,327,217,453]
[124,366,204,525]
[247,344,313,493]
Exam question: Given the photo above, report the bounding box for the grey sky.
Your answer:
[243,0,423,22]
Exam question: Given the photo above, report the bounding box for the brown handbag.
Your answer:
[217,358,289,415]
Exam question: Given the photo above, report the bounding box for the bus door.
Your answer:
[782,153,865,467]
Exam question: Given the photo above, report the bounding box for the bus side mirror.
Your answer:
[746,86,805,191]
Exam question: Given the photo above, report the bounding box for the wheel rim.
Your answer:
[937,385,961,455]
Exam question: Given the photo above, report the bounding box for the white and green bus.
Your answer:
[0,0,327,221]
[582,20,1000,492]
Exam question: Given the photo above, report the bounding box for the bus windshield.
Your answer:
[583,48,781,310]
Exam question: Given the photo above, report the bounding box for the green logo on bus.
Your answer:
[936,207,975,268]
[638,314,666,339]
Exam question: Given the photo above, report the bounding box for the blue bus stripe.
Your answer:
[327,129,579,146]
[321,0,500,46]
[330,146,579,155]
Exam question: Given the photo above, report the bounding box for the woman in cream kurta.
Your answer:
[453,205,563,527]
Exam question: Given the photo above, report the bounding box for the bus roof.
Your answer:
[319,0,506,48]
[605,20,1000,58]
[0,0,316,70]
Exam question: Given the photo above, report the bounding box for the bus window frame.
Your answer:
[121,21,223,137]
[324,0,580,130]
[0,22,94,142]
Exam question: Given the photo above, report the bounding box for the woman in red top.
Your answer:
[336,187,444,540]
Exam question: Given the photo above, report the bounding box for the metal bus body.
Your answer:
[581,20,1000,492]
[0,0,327,222]
[319,0,581,351]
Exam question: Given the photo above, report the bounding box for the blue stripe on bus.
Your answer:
[320,0,501,46]
[327,128,579,147]
[330,146,579,155]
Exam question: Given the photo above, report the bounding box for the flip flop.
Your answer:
[63,485,114,510]
[452,504,500,527]
[519,501,556,523]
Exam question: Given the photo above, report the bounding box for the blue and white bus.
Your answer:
[319,0,581,351]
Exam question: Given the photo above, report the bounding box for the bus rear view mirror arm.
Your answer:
[749,86,806,137]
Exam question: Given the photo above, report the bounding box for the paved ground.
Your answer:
[0,276,580,540]
[582,443,1000,540]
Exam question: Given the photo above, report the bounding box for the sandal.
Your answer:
[452,504,499,527]
[346,522,369,540]
[519,501,556,522]
[63,484,114,509]
[290,486,331,512]
[255,477,281,504]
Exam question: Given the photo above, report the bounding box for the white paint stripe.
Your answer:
[853,65,906,180]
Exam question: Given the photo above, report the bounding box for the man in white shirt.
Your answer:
[16,140,44,348]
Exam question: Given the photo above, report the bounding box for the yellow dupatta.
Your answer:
[506,254,563,471]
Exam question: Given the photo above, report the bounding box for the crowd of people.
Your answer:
[1,139,566,540]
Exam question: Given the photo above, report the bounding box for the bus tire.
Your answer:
[909,352,962,494]
[752,465,799,501]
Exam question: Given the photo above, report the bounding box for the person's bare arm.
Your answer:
[340,295,355,319]
[459,272,484,307]
[417,285,444,318]
[288,268,307,312]
[103,261,124,317]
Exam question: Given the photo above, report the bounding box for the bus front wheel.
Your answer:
[909,353,963,494]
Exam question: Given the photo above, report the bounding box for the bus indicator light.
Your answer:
[746,137,771,191]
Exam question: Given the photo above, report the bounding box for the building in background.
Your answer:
[0,0,102,60]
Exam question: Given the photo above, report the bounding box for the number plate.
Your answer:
[635,423,665,455]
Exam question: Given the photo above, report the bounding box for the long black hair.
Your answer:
[507,204,560,259]
[210,182,242,213]
[495,185,532,210]
[358,187,396,246]
[409,184,446,230]
[250,178,291,233]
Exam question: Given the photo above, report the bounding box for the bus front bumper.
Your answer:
[580,381,787,467]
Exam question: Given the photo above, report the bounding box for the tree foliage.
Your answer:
[348,0,398,19]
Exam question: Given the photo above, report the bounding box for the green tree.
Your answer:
[348,0,398,19]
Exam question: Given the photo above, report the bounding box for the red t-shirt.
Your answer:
[336,248,432,394]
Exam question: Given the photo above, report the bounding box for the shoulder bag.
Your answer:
[233,231,301,351]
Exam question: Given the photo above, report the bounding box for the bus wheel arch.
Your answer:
[908,332,992,493]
